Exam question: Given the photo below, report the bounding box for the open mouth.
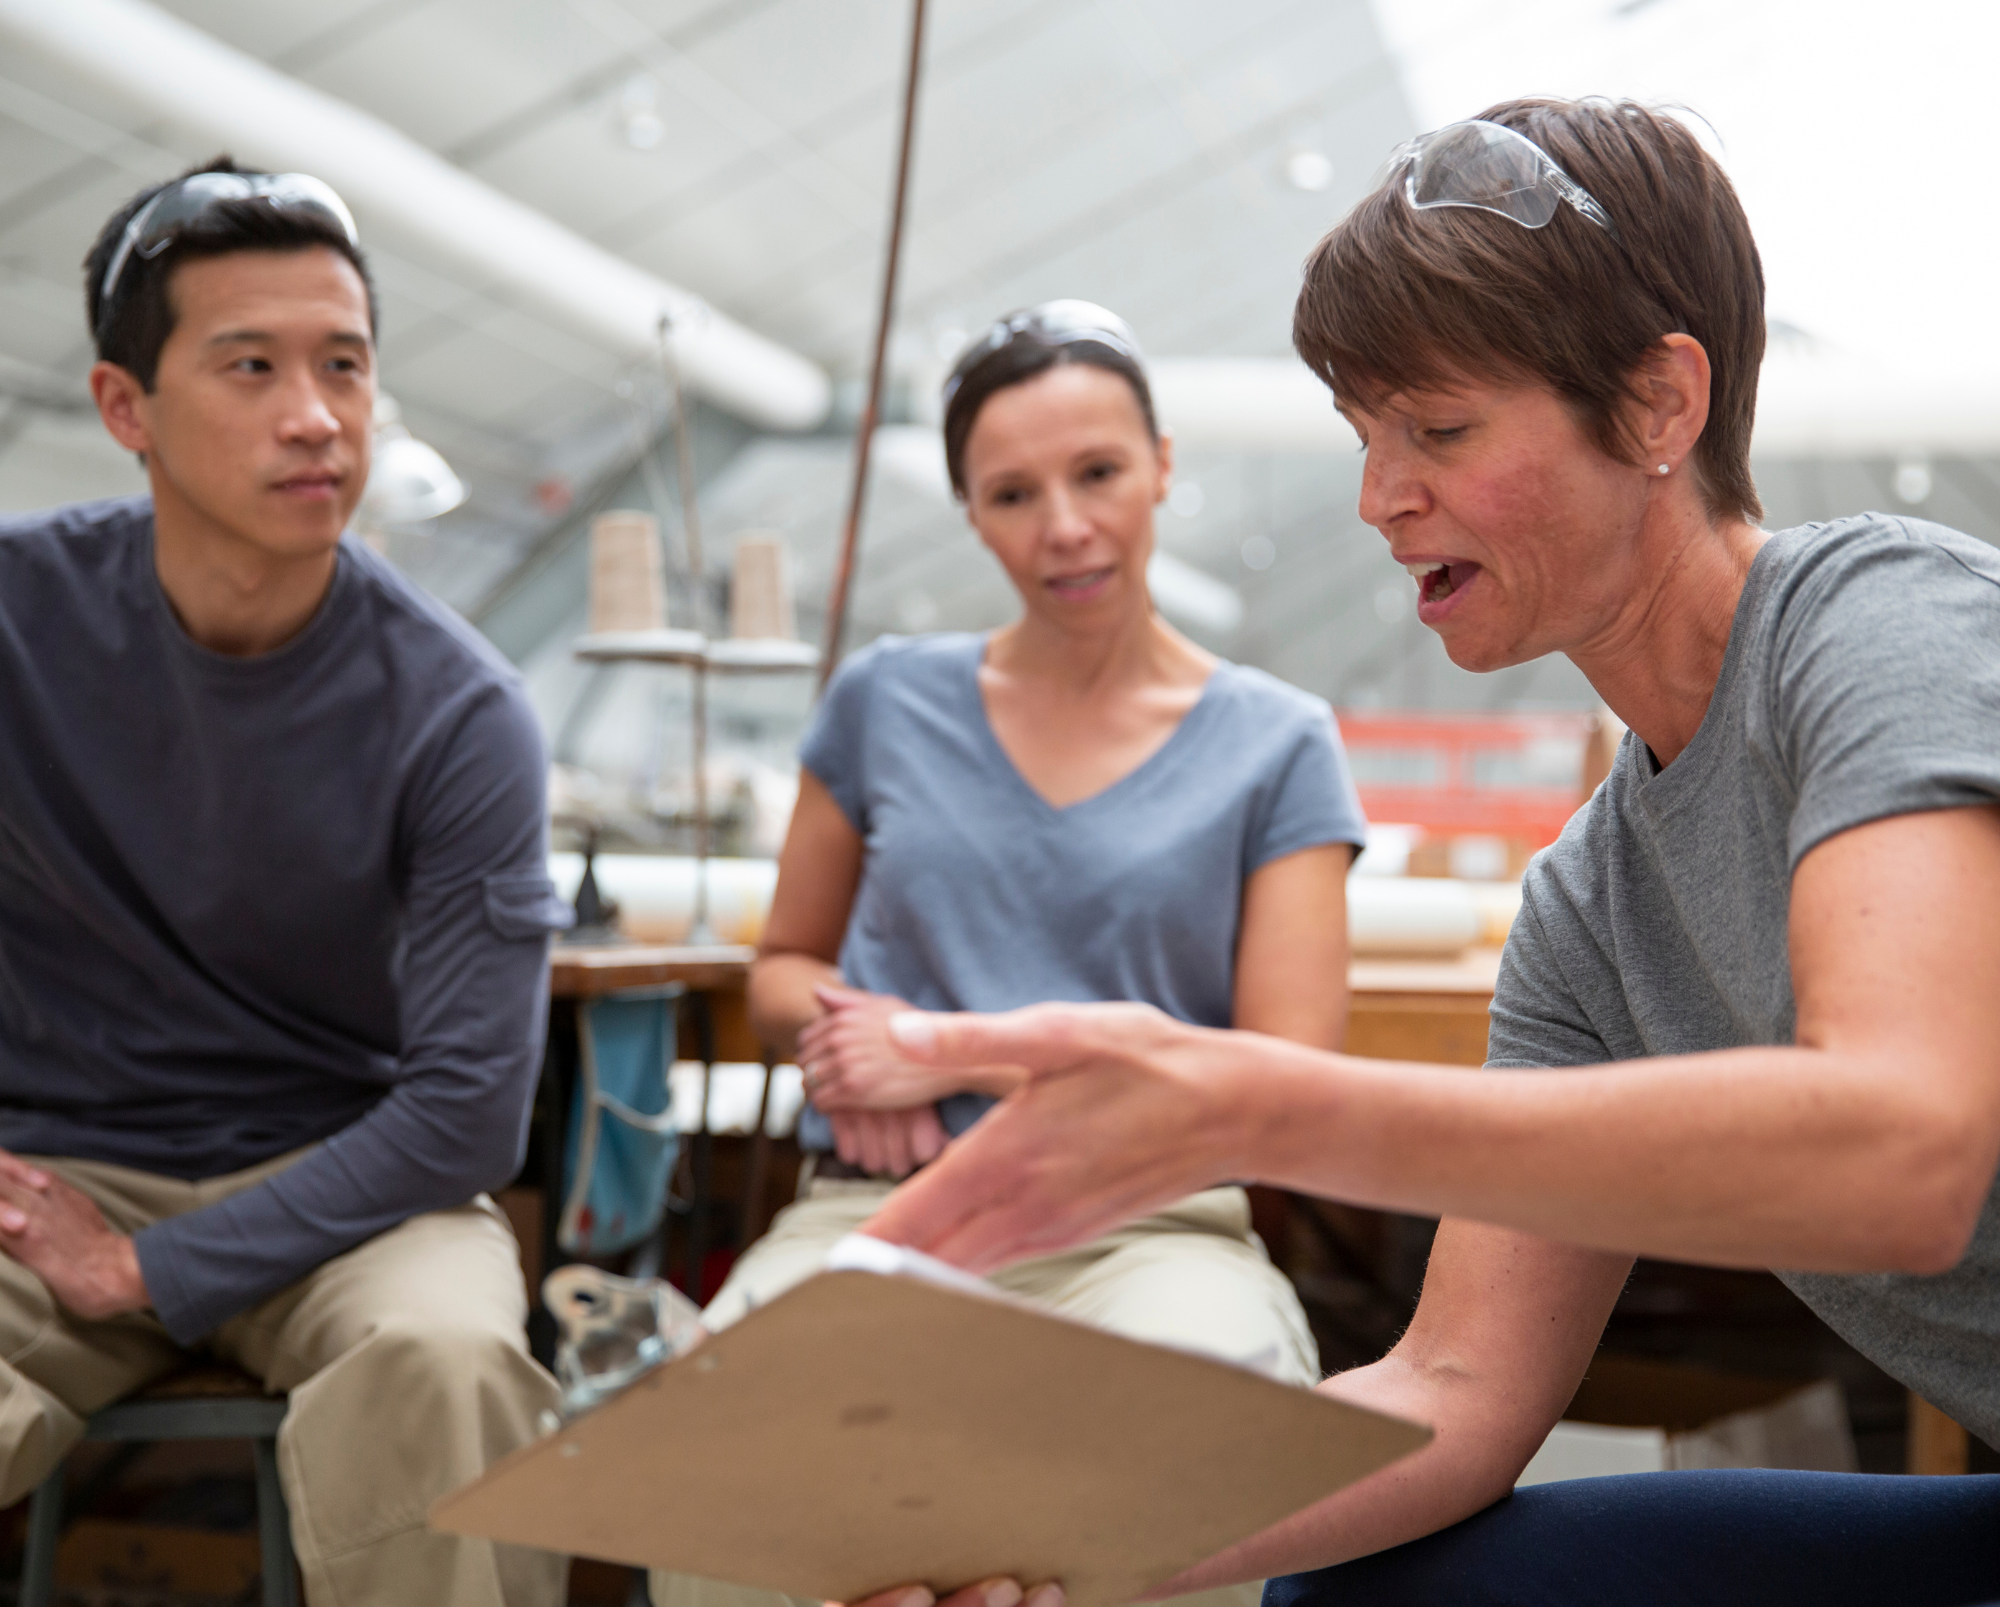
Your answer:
[1405,559,1481,606]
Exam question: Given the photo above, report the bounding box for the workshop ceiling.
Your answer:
[3,0,1991,722]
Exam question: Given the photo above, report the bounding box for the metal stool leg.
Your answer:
[19,1470,62,1607]
[253,1436,299,1607]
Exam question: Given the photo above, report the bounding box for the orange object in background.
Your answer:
[1336,712,1597,869]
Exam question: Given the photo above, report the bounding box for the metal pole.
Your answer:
[660,315,716,945]
[818,0,929,690]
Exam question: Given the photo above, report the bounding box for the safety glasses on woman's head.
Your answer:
[1388,120,1619,241]
[944,300,1144,407]
[98,171,359,317]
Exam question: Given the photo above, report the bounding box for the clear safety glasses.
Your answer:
[98,171,359,315]
[1389,120,1619,240]
[944,299,1145,407]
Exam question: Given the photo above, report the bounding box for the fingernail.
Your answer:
[24,1170,46,1188]
[888,1012,935,1053]
[985,1582,1023,1607]
[1,1211,24,1231]
[1024,1588,1063,1607]
[897,1590,935,1607]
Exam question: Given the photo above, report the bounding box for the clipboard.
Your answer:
[432,1252,1429,1607]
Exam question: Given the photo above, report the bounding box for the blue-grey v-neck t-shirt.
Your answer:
[796,631,1367,1148]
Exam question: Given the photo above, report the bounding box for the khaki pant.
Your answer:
[654,1181,1318,1607]
[0,1150,565,1607]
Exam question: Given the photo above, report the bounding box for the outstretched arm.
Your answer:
[866,805,2000,1277]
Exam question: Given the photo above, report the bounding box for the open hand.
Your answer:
[860,1003,1254,1271]
[0,1150,148,1319]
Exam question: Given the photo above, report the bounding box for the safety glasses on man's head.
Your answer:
[98,172,358,319]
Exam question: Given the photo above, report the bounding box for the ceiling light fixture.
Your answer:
[618,74,665,150]
[1285,148,1334,193]
[363,394,467,526]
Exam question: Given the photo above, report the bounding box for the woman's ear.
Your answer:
[1633,333,1711,473]
[1153,425,1175,504]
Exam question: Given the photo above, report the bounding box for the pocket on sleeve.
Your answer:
[483,871,575,939]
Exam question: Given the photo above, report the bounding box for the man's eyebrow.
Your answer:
[201,328,372,349]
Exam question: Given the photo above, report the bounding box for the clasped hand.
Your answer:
[859,1000,1254,1271]
[799,984,954,1179]
[0,1149,148,1319]
[799,984,972,1111]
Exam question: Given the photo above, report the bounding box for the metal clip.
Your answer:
[544,1264,705,1418]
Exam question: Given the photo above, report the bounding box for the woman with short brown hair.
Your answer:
[860,99,2000,1607]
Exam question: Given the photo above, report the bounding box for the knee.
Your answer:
[355,1319,531,1382]
[287,1319,553,1461]
[318,1319,546,1418]
[1081,1243,1318,1383]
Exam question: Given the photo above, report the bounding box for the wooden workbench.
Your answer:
[548,943,1502,1067]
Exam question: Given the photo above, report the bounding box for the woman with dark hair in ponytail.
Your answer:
[651,302,1369,1607]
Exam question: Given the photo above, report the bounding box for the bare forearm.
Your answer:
[749,951,841,1059]
[1231,1034,1987,1272]
[1153,1356,1523,1591]
[1156,1224,1628,1593]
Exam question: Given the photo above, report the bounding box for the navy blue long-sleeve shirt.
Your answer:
[0,497,570,1342]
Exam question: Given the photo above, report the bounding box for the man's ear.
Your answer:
[89,361,152,464]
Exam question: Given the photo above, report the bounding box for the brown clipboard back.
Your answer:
[432,1270,1429,1607]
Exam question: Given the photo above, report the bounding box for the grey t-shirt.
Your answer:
[797,632,1367,1150]
[1490,512,2000,1442]
[0,497,570,1342]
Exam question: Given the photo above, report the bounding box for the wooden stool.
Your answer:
[20,1363,297,1607]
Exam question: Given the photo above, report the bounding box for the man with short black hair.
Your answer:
[0,158,569,1606]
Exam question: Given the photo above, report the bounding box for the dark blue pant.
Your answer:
[1264,1471,2000,1607]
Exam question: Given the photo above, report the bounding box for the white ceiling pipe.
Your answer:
[1151,354,2000,460]
[0,0,830,432]
[1750,348,2000,459]
[1151,358,1362,454]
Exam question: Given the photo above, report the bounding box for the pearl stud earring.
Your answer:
[1657,463,1670,475]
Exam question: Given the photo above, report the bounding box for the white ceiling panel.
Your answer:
[156,0,401,65]
[0,0,1672,713]
[300,1,623,153]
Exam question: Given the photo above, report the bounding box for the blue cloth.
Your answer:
[795,632,1366,1150]
[0,497,570,1341]
[1265,1470,2000,1607]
